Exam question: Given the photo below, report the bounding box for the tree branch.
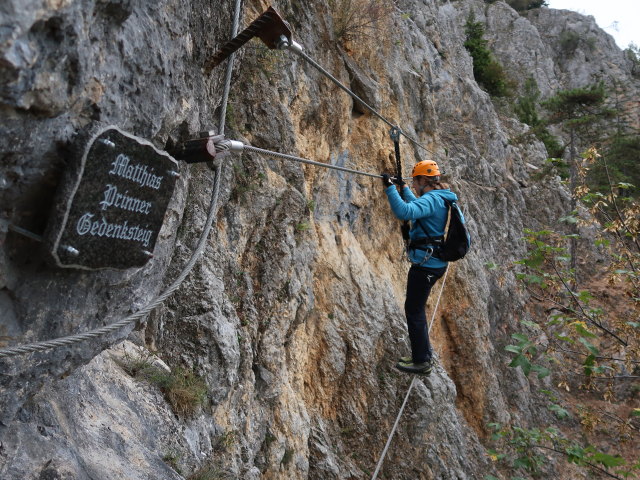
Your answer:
[532,444,624,480]
[603,156,640,254]
[552,345,640,365]
[565,371,640,380]
[550,260,628,346]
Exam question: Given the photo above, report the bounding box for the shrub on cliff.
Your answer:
[464,14,512,97]
[504,0,548,12]
[514,77,565,161]
[328,0,393,45]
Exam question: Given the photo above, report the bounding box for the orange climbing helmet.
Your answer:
[411,160,441,177]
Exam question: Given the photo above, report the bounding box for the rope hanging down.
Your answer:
[369,268,450,480]
[370,376,417,479]
[0,0,243,360]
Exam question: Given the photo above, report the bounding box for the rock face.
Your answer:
[0,0,637,479]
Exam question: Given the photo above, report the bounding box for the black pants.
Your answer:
[404,264,446,363]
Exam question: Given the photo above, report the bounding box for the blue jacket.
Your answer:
[385,185,459,268]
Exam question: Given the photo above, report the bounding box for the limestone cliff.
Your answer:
[0,1,637,479]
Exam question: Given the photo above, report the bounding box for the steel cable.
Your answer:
[287,46,437,157]
[370,377,417,480]
[0,0,242,360]
[0,157,225,359]
[242,144,387,179]
[218,0,243,135]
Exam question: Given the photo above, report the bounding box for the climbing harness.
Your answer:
[0,0,243,360]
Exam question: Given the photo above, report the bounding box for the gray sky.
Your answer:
[546,0,639,50]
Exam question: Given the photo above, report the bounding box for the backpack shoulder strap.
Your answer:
[413,198,450,244]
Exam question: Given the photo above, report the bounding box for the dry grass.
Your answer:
[187,464,232,480]
[328,0,394,45]
[119,352,208,417]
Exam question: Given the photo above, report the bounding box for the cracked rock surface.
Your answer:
[1,0,637,478]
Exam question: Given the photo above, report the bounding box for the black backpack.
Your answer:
[414,200,471,262]
[437,201,471,261]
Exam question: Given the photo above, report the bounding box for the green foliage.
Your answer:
[548,403,571,419]
[162,450,183,474]
[514,77,565,159]
[514,77,540,127]
[231,160,265,203]
[541,82,617,193]
[539,130,565,160]
[489,162,640,478]
[625,43,640,78]
[493,166,640,478]
[295,222,310,232]
[306,199,316,212]
[147,367,208,417]
[215,430,237,452]
[119,352,208,417]
[281,447,295,466]
[559,30,596,55]
[488,423,636,477]
[464,14,511,97]
[542,82,612,132]
[577,148,640,249]
[505,332,550,378]
[559,30,580,55]
[587,134,640,199]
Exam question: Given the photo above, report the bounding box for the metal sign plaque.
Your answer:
[47,125,179,270]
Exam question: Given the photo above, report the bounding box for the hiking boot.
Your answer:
[398,356,411,363]
[395,359,432,375]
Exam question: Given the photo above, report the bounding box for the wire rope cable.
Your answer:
[370,376,417,480]
[242,144,387,179]
[286,46,436,157]
[0,162,225,359]
[217,0,242,135]
[4,222,45,243]
[0,0,243,360]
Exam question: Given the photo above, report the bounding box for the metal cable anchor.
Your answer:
[205,6,293,72]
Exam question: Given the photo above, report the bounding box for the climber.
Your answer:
[381,160,458,375]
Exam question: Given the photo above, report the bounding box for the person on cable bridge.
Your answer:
[381,160,458,375]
